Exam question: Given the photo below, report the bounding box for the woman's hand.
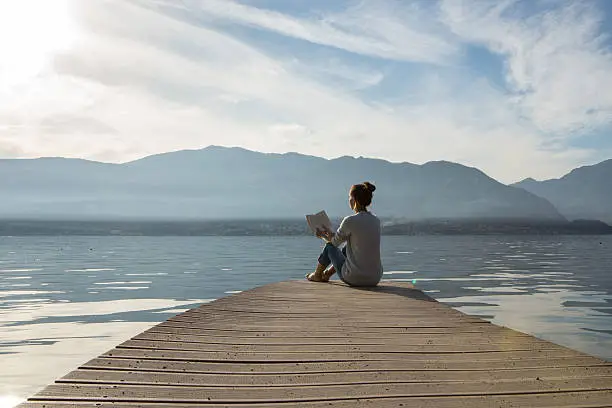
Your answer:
[316,226,334,242]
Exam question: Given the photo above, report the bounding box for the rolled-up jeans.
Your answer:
[318,242,348,283]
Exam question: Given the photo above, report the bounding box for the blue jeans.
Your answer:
[318,242,347,283]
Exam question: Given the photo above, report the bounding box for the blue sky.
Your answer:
[0,0,611,182]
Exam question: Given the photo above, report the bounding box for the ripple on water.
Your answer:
[94,286,149,290]
[152,308,191,314]
[93,281,152,285]
[472,272,553,279]
[417,277,498,282]
[0,290,64,298]
[3,298,52,304]
[125,273,168,276]
[383,271,415,275]
[464,287,528,294]
[542,271,574,275]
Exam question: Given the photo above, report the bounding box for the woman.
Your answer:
[306,181,383,287]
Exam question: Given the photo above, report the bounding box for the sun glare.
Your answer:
[0,0,78,86]
[0,395,24,408]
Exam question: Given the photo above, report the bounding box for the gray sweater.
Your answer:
[331,211,383,286]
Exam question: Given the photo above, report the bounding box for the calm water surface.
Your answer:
[1,235,611,407]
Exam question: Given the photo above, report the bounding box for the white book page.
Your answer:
[305,210,332,236]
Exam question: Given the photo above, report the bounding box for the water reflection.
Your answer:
[439,287,612,361]
[0,297,209,405]
[381,235,612,362]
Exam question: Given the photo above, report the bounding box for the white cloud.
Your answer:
[0,0,610,183]
[289,57,385,91]
[153,0,458,64]
[440,0,612,136]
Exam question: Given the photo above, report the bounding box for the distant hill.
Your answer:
[0,146,563,221]
[514,159,612,224]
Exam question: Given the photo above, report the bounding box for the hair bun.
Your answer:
[363,181,376,193]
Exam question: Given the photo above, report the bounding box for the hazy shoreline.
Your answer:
[1,218,610,236]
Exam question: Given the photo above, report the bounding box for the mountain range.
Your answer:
[0,146,609,223]
[514,159,612,224]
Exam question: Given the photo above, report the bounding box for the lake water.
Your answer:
[1,235,612,407]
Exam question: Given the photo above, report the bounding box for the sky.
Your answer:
[0,0,611,183]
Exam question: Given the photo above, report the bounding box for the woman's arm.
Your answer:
[325,218,350,247]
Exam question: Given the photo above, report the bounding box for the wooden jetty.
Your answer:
[19,280,612,407]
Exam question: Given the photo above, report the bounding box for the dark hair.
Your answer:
[350,181,376,208]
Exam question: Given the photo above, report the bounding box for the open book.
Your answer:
[305,210,332,237]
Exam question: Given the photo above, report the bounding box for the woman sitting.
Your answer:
[306,181,382,287]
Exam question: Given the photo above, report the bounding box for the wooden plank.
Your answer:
[181,305,465,315]
[102,347,580,362]
[82,356,611,372]
[16,390,612,408]
[117,338,562,353]
[59,366,612,386]
[171,306,483,318]
[155,321,501,334]
[139,327,535,340]
[165,319,494,329]
[17,280,612,408]
[168,313,489,324]
[31,378,612,402]
[132,331,542,345]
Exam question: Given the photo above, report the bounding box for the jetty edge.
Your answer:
[17,280,612,407]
